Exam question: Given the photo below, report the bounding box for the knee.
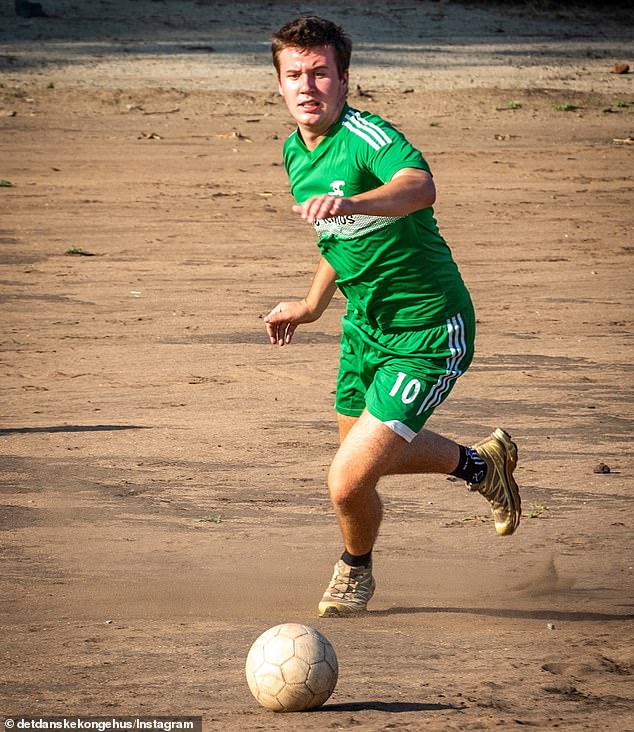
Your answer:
[327,458,372,511]
[327,464,354,511]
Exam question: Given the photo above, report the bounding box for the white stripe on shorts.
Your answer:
[415,313,467,417]
[384,419,417,442]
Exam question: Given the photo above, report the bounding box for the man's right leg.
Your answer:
[319,411,411,617]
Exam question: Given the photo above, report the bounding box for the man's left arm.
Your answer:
[292,168,435,225]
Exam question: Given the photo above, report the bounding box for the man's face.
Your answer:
[277,45,348,144]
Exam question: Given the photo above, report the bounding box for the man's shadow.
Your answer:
[371,605,634,622]
[319,700,461,713]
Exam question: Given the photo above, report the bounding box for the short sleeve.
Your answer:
[347,110,431,183]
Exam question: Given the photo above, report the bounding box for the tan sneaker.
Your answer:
[467,428,521,536]
[318,559,376,617]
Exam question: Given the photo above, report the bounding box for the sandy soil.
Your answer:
[1,1,633,730]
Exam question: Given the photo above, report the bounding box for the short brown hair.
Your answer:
[271,16,352,79]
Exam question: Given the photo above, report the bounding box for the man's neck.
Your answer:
[298,102,348,151]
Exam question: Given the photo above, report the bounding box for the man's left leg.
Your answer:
[386,426,521,537]
[319,411,521,616]
[343,415,521,537]
[337,414,462,477]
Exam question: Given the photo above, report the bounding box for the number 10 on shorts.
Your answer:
[389,371,422,404]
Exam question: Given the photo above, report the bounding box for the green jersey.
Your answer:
[283,104,471,329]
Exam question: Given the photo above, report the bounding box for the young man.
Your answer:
[264,16,521,617]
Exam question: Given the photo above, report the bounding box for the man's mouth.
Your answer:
[299,100,320,112]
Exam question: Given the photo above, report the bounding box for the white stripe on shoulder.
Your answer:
[347,114,389,148]
[342,110,392,150]
[350,111,392,145]
[342,119,381,150]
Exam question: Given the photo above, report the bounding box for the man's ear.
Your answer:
[341,70,349,97]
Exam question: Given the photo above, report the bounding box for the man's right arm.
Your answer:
[264,257,338,346]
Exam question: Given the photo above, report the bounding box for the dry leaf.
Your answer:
[216,130,252,142]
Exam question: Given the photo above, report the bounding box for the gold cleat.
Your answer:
[467,428,521,535]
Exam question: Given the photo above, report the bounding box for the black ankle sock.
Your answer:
[451,445,488,484]
[341,549,372,568]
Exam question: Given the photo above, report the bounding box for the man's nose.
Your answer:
[300,72,316,92]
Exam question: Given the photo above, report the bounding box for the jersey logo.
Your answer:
[329,180,346,197]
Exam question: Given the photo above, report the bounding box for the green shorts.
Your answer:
[335,304,476,441]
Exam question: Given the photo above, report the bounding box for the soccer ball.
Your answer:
[245,623,338,712]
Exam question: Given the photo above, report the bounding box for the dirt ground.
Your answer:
[1,1,633,730]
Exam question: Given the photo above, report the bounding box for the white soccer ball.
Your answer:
[245,623,338,712]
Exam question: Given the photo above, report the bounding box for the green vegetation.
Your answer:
[528,502,549,518]
[194,515,223,524]
[496,100,522,111]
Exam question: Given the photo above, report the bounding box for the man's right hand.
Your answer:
[263,299,314,346]
[264,257,338,346]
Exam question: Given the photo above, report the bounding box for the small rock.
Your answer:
[355,84,373,99]
[609,63,630,74]
[593,462,611,474]
[547,623,555,631]
[15,0,47,18]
